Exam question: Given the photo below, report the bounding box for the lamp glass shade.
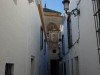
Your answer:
[64,2,69,11]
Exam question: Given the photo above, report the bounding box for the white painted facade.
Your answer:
[0,0,48,75]
[60,15,70,75]
[62,0,100,75]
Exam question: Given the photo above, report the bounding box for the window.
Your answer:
[5,63,14,75]
[97,0,100,24]
[40,27,43,50]
[67,15,72,48]
[92,0,100,63]
[62,35,65,55]
[44,40,46,55]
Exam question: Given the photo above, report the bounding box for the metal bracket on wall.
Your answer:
[94,10,100,16]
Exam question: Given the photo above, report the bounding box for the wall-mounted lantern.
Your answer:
[62,0,80,16]
[62,0,70,13]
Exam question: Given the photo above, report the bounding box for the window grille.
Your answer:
[44,40,46,55]
[40,27,43,50]
[67,15,73,48]
[92,0,100,63]
[62,35,65,55]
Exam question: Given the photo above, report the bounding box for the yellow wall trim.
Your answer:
[37,4,47,41]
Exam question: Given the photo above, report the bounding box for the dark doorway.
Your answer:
[50,60,59,75]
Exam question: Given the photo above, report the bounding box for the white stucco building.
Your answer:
[62,0,100,75]
[59,15,69,75]
[0,0,48,75]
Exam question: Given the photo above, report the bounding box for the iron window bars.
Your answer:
[62,35,65,55]
[40,27,43,50]
[92,0,100,63]
[67,15,73,48]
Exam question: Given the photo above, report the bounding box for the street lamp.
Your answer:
[62,0,80,16]
[62,0,70,13]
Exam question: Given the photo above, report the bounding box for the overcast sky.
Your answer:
[41,0,64,13]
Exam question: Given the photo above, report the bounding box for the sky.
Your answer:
[41,0,64,13]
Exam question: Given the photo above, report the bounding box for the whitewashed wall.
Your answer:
[63,0,100,75]
[0,0,48,75]
[77,0,100,75]
[61,14,71,75]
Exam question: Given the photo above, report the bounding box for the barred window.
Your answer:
[40,27,43,50]
[96,0,100,25]
[92,0,100,63]
[44,40,46,55]
[67,15,72,48]
[62,35,65,55]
